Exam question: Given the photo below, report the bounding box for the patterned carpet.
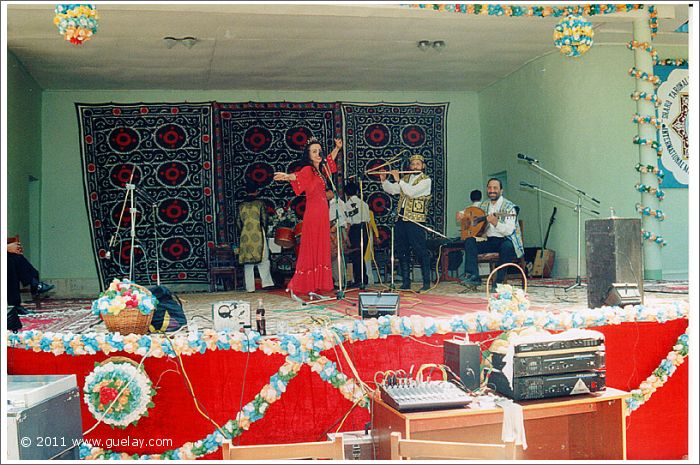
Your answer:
[518,277,689,294]
[16,298,101,333]
[17,279,687,335]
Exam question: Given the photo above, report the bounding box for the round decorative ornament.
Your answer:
[83,356,156,428]
[53,4,99,45]
[553,15,594,57]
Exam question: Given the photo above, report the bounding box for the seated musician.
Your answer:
[458,178,523,290]
[455,189,483,226]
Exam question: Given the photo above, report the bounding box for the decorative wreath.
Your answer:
[83,357,156,429]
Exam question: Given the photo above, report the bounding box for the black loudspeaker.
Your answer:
[585,218,644,309]
[358,292,399,319]
[443,339,481,392]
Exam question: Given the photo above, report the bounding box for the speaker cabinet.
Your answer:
[443,339,481,392]
[585,218,644,309]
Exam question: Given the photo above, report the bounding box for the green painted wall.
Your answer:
[39,90,481,295]
[10,44,690,296]
[479,44,688,279]
[6,51,43,265]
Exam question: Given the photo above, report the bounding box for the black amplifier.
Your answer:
[513,335,604,354]
[491,350,605,377]
[488,370,606,401]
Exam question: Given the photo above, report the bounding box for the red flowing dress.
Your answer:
[287,156,337,295]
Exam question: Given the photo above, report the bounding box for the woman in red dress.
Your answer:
[274,137,343,299]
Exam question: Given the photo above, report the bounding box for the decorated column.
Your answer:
[632,17,663,280]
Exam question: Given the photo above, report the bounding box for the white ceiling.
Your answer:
[5,2,690,91]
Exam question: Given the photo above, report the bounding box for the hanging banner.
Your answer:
[655,66,689,188]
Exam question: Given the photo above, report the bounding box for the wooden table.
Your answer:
[372,387,630,460]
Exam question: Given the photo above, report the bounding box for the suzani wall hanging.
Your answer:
[77,103,216,289]
[341,103,448,248]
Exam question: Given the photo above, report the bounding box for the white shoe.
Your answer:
[308,291,324,301]
[289,290,306,306]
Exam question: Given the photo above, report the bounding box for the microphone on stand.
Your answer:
[517,153,539,164]
[520,181,539,189]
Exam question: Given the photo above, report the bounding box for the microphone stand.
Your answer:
[520,160,600,291]
[133,185,161,286]
[125,183,138,282]
[323,162,345,300]
[358,179,366,290]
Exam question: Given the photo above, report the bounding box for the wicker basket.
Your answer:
[99,356,140,368]
[102,307,153,335]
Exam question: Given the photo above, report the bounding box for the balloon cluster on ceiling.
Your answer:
[53,4,99,45]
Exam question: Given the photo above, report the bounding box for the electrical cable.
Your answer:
[234,331,253,446]
[161,335,226,438]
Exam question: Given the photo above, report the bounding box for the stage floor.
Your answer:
[17,278,689,336]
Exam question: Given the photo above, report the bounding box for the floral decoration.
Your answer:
[635,163,664,179]
[83,360,155,428]
[632,136,663,156]
[635,183,665,200]
[655,58,688,67]
[626,329,688,413]
[487,284,530,314]
[553,15,594,57]
[267,206,299,236]
[630,91,661,106]
[53,4,99,45]
[632,113,662,129]
[641,229,667,246]
[91,279,158,317]
[627,41,658,62]
[628,67,661,86]
[635,203,664,221]
[8,299,688,460]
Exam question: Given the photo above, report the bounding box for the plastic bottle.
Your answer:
[255,298,266,335]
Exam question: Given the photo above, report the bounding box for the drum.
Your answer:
[274,226,296,249]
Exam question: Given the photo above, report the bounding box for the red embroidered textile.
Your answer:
[287,156,337,295]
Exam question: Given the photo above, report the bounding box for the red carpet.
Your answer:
[17,298,101,333]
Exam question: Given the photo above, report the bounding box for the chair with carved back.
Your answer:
[222,434,345,460]
[390,432,516,460]
[209,243,242,292]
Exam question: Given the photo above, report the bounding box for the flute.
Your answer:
[367,170,421,175]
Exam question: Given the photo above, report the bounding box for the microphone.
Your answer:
[520,181,538,189]
[517,153,539,164]
[135,187,158,206]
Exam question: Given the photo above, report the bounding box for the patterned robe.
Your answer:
[237,199,267,264]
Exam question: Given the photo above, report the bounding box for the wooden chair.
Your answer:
[390,432,516,460]
[222,434,345,460]
[209,243,242,292]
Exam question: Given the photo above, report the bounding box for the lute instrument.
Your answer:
[458,206,517,240]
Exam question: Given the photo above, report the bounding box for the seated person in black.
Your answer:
[7,239,54,315]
